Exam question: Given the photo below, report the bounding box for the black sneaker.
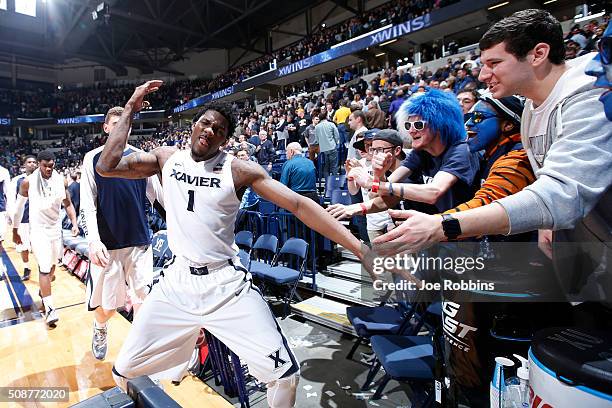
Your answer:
[22,268,31,281]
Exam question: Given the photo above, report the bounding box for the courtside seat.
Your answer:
[260,266,299,284]
[348,306,407,335]
[249,234,278,278]
[370,335,434,380]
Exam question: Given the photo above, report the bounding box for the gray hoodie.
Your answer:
[495,53,611,301]
[496,53,611,236]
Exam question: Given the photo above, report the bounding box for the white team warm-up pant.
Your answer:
[112,255,299,407]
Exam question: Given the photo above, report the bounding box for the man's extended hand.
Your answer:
[71,225,79,237]
[89,240,110,268]
[326,203,358,220]
[128,80,163,112]
[373,210,445,253]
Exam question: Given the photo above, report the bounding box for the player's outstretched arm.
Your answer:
[233,159,365,261]
[96,80,166,179]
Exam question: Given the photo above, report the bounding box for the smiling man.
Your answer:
[96,81,368,408]
[344,89,480,216]
[375,10,610,253]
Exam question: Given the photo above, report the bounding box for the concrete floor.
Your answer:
[204,313,422,408]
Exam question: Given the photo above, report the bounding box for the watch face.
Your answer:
[442,215,461,239]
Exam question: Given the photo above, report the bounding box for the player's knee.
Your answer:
[112,365,129,391]
[266,373,299,408]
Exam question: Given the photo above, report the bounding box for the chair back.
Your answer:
[234,230,253,250]
[253,234,278,264]
[331,189,351,205]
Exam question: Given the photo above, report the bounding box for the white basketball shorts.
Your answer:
[0,212,6,241]
[30,226,61,274]
[87,245,153,311]
[113,255,299,385]
[15,223,31,252]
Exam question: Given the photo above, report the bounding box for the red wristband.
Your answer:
[371,177,380,193]
[359,203,367,215]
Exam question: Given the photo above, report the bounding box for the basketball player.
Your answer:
[0,164,9,244]
[96,81,368,408]
[81,106,163,360]
[9,156,37,280]
[13,150,79,327]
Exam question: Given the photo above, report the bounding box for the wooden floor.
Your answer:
[0,238,232,408]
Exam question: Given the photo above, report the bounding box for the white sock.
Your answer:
[24,261,30,269]
[42,296,54,313]
[94,320,107,329]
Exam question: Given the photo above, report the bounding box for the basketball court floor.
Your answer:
[0,235,414,408]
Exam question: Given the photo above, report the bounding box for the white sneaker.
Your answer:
[92,323,108,360]
[45,308,59,327]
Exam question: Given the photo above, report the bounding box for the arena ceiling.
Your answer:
[0,0,353,76]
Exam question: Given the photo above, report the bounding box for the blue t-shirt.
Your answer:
[92,149,151,250]
[280,155,316,192]
[400,141,480,212]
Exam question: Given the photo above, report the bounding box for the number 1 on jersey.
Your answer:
[187,189,195,212]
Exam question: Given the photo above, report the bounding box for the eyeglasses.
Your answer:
[368,146,396,154]
[404,120,427,131]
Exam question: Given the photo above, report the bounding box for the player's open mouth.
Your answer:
[488,81,500,91]
[198,137,209,146]
[412,135,422,142]
[467,130,477,139]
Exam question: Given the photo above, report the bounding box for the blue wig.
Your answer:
[395,89,466,146]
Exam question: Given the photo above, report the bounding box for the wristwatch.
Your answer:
[441,214,461,241]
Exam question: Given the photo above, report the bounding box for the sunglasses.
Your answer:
[404,120,427,131]
[599,37,611,65]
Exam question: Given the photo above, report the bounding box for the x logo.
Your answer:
[268,349,288,369]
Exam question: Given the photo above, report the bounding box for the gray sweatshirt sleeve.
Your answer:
[497,88,612,234]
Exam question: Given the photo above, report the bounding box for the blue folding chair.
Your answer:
[330,189,351,206]
[345,300,414,360]
[362,302,443,403]
[248,234,278,279]
[257,238,309,318]
[324,175,347,200]
[234,230,253,269]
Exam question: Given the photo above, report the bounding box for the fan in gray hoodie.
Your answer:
[374,10,611,301]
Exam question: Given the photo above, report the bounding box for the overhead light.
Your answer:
[96,2,105,12]
[375,52,386,57]
[488,1,509,10]
[403,57,409,61]
[321,23,326,28]
[574,11,605,23]
[379,39,397,47]
[244,87,254,92]
[543,0,556,4]
[92,10,98,20]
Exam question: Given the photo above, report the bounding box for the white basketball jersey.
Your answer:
[162,150,240,264]
[27,169,66,230]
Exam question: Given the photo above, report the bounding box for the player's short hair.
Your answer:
[105,106,124,123]
[37,150,56,162]
[194,103,236,140]
[23,155,36,164]
[479,9,565,65]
